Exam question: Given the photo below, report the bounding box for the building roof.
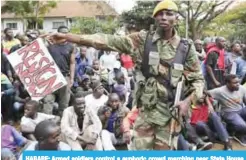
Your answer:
[1,1,118,19]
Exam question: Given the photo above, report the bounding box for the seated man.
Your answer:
[19,120,71,160]
[85,80,108,114]
[20,100,60,140]
[208,74,246,146]
[98,93,130,150]
[188,93,231,150]
[1,123,28,158]
[61,92,103,150]
[76,75,93,96]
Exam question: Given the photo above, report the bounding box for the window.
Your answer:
[52,22,65,29]
[6,23,17,29]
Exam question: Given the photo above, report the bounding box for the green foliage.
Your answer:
[205,2,246,43]
[120,1,157,31]
[70,17,120,34]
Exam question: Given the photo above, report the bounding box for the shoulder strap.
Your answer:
[142,36,191,78]
[142,32,158,79]
[173,38,191,65]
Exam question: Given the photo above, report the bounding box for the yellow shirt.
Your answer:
[2,38,20,54]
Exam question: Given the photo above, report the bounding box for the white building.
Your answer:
[1,1,118,35]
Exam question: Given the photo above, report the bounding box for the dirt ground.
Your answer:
[212,140,246,150]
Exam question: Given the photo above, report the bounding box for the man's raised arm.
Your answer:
[45,31,147,56]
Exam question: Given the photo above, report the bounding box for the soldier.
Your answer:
[44,0,204,150]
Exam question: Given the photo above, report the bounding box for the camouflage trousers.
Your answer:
[132,115,177,150]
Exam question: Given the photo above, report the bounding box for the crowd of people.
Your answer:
[1,0,246,159]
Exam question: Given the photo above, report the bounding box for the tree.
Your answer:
[121,1,234,40]
[178,1,234,40]
[70,17,120,34]
[1,1,57,30]
[120,1,157,31]
[206,2,246,43]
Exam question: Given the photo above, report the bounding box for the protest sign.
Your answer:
[7,38,67,101]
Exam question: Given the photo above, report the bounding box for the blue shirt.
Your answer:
[74,52,90,87]
[106,112,117,133]
[235,57,246,80]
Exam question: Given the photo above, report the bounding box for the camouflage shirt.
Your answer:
[79,28,204,126]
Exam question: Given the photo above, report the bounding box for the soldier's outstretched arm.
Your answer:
[45,31,146,56]
[183,41,205,103]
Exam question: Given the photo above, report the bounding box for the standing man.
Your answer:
[194,39,206,62]
[45,0,204,150]
[43,26,76,116]
[2,28,20,55]
[205,37,226,89]
[74,46,90,88]
[235,46,246,82]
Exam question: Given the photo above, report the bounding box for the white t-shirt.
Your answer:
[20,112,55,133]
[100,53,117,71]
[85,94,108,114]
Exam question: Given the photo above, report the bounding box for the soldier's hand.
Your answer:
[40,33,67,44]
[123,131,131,144]
[177,100,189,117]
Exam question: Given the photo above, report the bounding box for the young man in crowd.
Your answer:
[85,80,108,114]
[88,60,109,83]
[225,42,242,74]
[75,75,93,96]
[205,37,226,89]
[74,46,90,88]
[43,25,76,116]
[2,28,20,55]
[208,74,246,146]
[235,46,246,82]
[13,79,30,119]
[61,92,102,150]
[1,72,15,121]
[2,122,28,158]
[19,120,71,160]
[194,39,206,62]
[99,51,117,71]
[20,100,60,140]
[1,43,13,82]
[9,35,29,54]
[188,93,232,150]
[98,93,129,150]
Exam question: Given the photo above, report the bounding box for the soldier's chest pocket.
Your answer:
[170,63,184,86]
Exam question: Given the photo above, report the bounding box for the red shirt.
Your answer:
[190,104,209,125]
[120,54,134,69]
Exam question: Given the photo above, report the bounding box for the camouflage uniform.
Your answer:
[77,27,204,150]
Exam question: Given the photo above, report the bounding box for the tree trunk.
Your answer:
[35,1,40,30]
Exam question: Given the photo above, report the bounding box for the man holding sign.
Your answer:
[43,26,76,116]
[6,33,68,116]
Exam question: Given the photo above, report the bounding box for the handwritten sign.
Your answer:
[7,38,67,101]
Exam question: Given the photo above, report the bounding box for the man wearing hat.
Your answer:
[45,0,204,150]
[76,75,93,96]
